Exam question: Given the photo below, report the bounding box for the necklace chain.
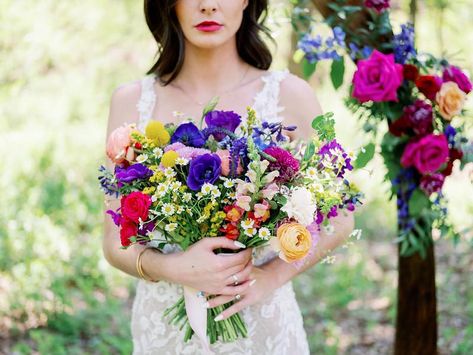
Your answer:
[172,64,251,106]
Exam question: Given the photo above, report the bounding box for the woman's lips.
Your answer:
[195,21,223,32]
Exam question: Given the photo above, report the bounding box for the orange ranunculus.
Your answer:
[436,82,467,121]
[106,124,134,164]
[270,223,312,263]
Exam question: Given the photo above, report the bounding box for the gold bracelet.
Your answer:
[136,248,160,282]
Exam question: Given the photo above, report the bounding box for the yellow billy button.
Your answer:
[145,120,170,147]
[161,150,179,168]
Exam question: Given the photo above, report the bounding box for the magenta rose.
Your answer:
[442,65,472,94]
[352,50,403,103]
[121,191,152,223]
[401,134,449,174]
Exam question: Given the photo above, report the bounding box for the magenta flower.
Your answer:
[364,0,390,12]
[352,50,403,103]
[401,134,449,174]
[263,146,300,183]
[442,65,472,94]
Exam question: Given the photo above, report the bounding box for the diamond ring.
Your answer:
[232,274,239,285]
[234,294,241,301]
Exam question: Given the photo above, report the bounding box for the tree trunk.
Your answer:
[307,1,439,353]
[395,242,438,355]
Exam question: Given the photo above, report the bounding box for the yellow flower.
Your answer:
[270,223,312,263]
[145,121,170,147]
[436,82,466,121]
[142,187,156,195]
[161,150,179,168]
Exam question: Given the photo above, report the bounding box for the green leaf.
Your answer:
[303,141,316,162]
[302,59,317,79]
[354,143,375,169]
[311,112,336,141]
[330,58,345,90]
[408,189,431,217]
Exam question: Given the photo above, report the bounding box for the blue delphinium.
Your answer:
[348,42,374,60]
[98,165,119,197]
[252,122,297,150]
[298,26,346,63]
[393,24,417,64]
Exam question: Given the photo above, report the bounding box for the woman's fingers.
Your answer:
[217,248,252,269]
[224,259,253,286]
[213,297,248,322]
[204,237,247,251]
[217,278,256,296]
[204,294,234,309]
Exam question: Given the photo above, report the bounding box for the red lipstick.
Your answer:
[195,21,223,32]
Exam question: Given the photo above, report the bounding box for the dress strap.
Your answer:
[252,69,290,124]
[136,74,157,132]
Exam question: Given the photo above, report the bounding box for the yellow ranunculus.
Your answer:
[161,150,179,168]
[145,121,170,147]
[436,81,466,121]
[270,223,312,263]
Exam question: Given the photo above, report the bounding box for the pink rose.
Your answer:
[121,192,152,223]
[352,50,404,103]
[216,149,243,177]
[442,65,472,94]
[401,134,449,174]
[106,125,134,164]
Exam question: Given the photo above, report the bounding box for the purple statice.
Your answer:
[115,163,153,184]
[393,168,418,233]
[204,110,241,141]
[298,26,346,63]
[98,165,119,197]
[186,153,222,191]
[171,122,206,148]
[364,0,390,12]
[420,174,445,195]
[444,125,457,147]
[393,24,417,64]
[318,140,353,177]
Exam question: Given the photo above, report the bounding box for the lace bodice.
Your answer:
[131,69,310,355]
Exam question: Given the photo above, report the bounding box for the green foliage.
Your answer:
[311,112,336,141]
[354,143,375,169]
[330,58,345,90]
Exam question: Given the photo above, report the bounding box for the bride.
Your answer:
[103,0,354,354]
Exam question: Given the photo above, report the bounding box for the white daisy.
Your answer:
[161,203,175,216]
[201,183,213,195]
[223,179,235,188]
[153,148,163,158]
[136,154,148,163]
[165,223,177,232]
[164,168,176,178]
[183,193,192,202]
[171,181,182,191]
[175,157,189,166]
[258,227,271,240]
[241,219,254,230]
[156,183,168,197]
[244,227,257,237]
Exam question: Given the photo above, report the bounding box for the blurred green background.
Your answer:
[1,0,472,354]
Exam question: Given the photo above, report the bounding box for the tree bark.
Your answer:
[395,242,438,355]
[306,1,439,353]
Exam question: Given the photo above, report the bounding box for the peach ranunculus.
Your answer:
[216,149,243,176]
[270,223,312,263]
[106,124,135,164]
[436,81,467,121]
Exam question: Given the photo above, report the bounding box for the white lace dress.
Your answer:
[130,69,310,355]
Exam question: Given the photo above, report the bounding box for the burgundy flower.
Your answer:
[441,148,464,176]
[420,174,445,195]
[415,75,443,101]
[263,146,300,183]
[403,64,419,82]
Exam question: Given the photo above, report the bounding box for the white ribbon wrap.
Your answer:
[183,285,214,354]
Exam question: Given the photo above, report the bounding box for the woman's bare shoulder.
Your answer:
[107,79,142,133]
[279,72,323,140]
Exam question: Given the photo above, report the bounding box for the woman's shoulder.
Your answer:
[278,70,323,140]
[107,77,150,131]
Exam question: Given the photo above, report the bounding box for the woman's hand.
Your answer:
[160,237,255,296]
[205,265,280,321]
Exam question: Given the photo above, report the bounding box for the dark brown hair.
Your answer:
[144,0,273,85]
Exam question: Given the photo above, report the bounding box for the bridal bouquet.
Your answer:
[99,99,362,345]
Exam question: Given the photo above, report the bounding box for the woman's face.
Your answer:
[175,0,249,49]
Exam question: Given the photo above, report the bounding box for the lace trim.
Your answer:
[136,75,157,132]
[252,68,289,124]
